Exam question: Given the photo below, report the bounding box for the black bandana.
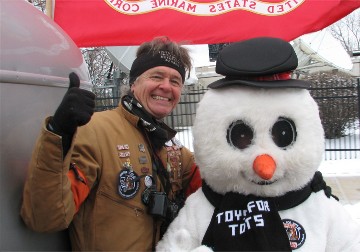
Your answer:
[129,50,186,84]
[201,171,337,251]
[122,94,176,150]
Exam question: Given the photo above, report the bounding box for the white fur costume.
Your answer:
[157,87,360,251]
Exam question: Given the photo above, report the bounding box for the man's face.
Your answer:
[131,66,183,119]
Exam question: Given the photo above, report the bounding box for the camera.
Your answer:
[147,191,168,219]
[147,191,180,221]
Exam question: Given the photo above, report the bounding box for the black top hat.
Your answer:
[208,37,310,89]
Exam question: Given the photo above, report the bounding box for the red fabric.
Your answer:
[67,165,90,213]
[185,164,202,197]
[256,72,292,81]
[53,0,360,47]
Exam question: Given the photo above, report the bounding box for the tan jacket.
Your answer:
[21,104,197,251]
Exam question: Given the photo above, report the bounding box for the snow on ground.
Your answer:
[319,158,360,177]
[319,158,360,224]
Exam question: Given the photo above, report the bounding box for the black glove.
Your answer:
[49,72,95,136]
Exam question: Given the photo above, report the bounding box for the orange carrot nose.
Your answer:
[253,154,276,180]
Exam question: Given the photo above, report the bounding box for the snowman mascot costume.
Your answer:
[157,37,360,251]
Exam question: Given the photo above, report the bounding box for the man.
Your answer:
[21,37,201,251]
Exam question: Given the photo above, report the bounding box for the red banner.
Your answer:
[53,0,360,47]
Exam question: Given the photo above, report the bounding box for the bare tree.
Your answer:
[27,0,113,89]
[27,0,46,11]
[329,9,360,52]
[81,48,113,88]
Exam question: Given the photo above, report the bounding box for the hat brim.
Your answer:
[208,78,310,89]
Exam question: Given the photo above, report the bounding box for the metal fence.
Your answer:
[95,79,360,160]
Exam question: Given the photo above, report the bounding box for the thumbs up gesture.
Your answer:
[50,72,95,135]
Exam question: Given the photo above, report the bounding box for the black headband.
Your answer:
[129,50,186,84]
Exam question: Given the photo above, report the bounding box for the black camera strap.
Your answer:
[151,152,171,194]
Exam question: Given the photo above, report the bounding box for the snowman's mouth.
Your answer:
[241,172,277,186]
[254,180,276,185]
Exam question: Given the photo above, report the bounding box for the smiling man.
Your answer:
[131,66,183,119]
[21,36,202,251]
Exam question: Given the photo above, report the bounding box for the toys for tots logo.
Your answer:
[216,200,270,236]
[104,0,305,16]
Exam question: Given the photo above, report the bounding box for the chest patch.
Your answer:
[118,168,140,199]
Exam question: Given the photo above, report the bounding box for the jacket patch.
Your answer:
[118,168,140,199]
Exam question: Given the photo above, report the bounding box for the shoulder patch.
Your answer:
[282,219,306,250]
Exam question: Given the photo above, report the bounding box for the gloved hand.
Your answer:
[49,72,95,135]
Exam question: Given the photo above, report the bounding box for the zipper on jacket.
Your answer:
[98,191,145,215]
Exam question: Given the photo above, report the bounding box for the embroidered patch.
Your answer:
[118,169,140,199]
[282,219,306,250]
[118,151,131,158]
[117,144,129,150]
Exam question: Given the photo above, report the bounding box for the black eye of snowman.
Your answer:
[227,120,254,149]
[271,117,297,149]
